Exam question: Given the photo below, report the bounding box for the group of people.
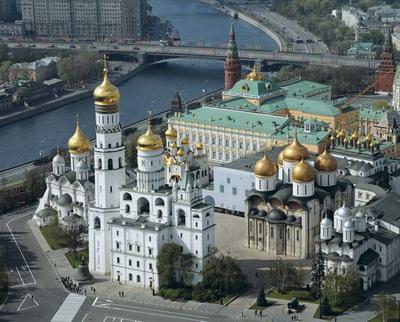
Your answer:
[60,276,86,295]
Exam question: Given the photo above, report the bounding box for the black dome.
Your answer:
[249,208,259,216]
[267,208,287,221]
[259,210,268,217]
[287,215,296,222]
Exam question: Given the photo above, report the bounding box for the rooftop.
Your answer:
[367,192,400,228]
[279,79,331,99]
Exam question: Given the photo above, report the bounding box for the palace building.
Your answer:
[88,62,215,290]
[168,65,358,165]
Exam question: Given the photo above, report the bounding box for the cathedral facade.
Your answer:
[246,135,353,259]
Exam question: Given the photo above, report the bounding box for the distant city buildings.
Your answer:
[9,56,59,83]
[20,0,147,40]
[0,0,17,22]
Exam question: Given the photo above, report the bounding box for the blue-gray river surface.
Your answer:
[0,0,278,171]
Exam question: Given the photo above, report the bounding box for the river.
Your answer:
[0,0,278,171]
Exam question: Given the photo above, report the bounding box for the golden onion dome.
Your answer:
[254,154,277,177]
[357,137,362,145]
[315,148,337,172]
[93,63,120,107]
[165,126,178,138]
[137,123,163,152]
[170,142,177,149]
[374,139,380,146]
[196,143,204,150]
[181,137,189,145]
[365,133,373,144]
[282,133,309,162]
[177,148,185,157]
[166,156,176,166]
[292,159,315,183]
[277,150,284,166]
[344,136,350,143]
[338,129,346,139]
[246,64,264,81]
[68,121,90,154]
[351,131,359,141]
[330,134,336,140]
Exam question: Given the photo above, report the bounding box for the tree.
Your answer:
[157,243,194,288]
[256,286,268,307]
[320,295,332,317]
[0,188,14,214]
[202,253,248,295]
[311,243,325,299]
[0,61,12,83]
[24,168,45,204]
[322,270,361,307]
[269,258,304,293]
[359,29,385,45]
[378,293,396,322]
[65,226,84,259]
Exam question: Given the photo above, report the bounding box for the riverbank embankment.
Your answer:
[0,62,147,128]
[197,0,284,51]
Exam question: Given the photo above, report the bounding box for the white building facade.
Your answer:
[88,65,215,290]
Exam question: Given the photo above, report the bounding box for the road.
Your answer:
[0,209,68,321]
[229,2,328,54]
[0,209,240,322]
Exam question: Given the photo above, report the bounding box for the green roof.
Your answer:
[280,79,331,99]
[359,107,386,121]
[173,106,289,134]
[225,79,284,100]
[207,95,339,117]
[347,42,374,55]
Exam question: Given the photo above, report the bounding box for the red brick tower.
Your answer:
[375,28,396,94]
[224,22,241,90]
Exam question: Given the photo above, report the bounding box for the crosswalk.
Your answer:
[51,294,86,322]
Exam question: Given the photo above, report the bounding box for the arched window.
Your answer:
[108,143,111,148]
[136,275,141,283]
[119,157,122,168]
[155,198,165,206]
[137,197,150,215]
[157,210,162,218]
[205,212,210,217]
[177,209,186,225]
[125,204,130,213]
[128,259,132,266]
[98,159,102,169]
[129,273,132,281]
[94,217,101,229]
[123,193,132,200]
[108,159,113,170]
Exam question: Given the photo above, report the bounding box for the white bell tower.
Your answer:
[89,57,125,275]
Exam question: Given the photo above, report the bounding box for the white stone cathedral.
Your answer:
[88,64,215,290]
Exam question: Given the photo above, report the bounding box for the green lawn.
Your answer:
[40,226,67,250]
[369,306,400,322]
[65,249,88,268]
[267,288,319,304]
[314,304,350,320]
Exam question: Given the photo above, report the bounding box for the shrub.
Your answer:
[159,288,189,301]
[192,284,219,302]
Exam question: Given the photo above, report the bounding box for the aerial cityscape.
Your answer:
[0,0,400,321]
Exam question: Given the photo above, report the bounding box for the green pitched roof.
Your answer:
[224,79,284,100]
[207,95,339,117]
[172,106,289,135]
[280,80,331,99]
[359,107,387,121]
[347,42,374,55]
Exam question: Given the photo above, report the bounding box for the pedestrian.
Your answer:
[255,310,257,316]
[255,271,258,278]
[118,291,120,297]
[54,263,56,267]
[241,312,243,318]
[259,311,262,317]
[84,289,87,295]
[291,317,293,321]
[122,291,124,297]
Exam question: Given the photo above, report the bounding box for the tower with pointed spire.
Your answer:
[89,56,126,274]
[224,21,242,90]
[375,27,396,94]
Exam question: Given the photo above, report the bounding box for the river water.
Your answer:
[0,0,278,171]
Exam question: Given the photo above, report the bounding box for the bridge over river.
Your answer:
[7,41,381,69]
